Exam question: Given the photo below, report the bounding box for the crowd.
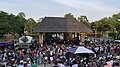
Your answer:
[0,40,120,67]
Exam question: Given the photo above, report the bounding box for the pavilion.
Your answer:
[34,17,92,44]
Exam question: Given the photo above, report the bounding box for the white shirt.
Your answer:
[50,57,53,61]
[58,63,66,67]
[17,65,24,67]
[27,63,31,67]
[72,64,78,67]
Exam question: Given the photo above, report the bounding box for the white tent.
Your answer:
[19,36,33,43]
[68,46,94,54]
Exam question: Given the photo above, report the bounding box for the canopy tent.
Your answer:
[68,46,94,54]
[19,36,33,43]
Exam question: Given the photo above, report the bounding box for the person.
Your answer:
[104,63,109,67]
[53,61,59,67]
[27,61,31,67]
[106,58,112,67]
[17,60,24,67]
[58,61,66,67]
[72,60,78,67]
[31,62,37,67]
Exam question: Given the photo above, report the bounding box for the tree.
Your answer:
[94,13,120,33]
[37,17,44,23]
[91,22,96,33]
[25,18,37,34]
[15,16,25,36]
[64,13,74,19]
[18,12,25,18]
[0,11,10,36]
[0,11,26,37]
[94,17,112,32]
[17,12,26,36]
[78,16,90,28]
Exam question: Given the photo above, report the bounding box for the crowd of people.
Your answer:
[0,40,120,67]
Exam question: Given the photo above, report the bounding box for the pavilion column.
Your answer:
[38,33,43,44]
[80,33,85,43]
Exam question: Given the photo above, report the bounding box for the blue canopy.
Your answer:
[0,42,9,47]
[68,46,94,54]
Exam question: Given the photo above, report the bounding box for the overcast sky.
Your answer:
[0,0,120,22]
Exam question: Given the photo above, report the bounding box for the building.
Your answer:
[34,17,92,45]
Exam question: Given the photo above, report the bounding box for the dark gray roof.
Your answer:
[34,17,92,33]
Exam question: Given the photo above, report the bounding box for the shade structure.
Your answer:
[68,46,94,54]
[34,17,92,33]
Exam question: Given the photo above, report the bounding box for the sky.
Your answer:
[0,0,120,22]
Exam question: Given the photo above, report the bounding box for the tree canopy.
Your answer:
[1,11,120,38]
[0,11,36,37]
[64,13,90,28]
[25,18,37,34]
[64,12,120,38]
[64,13,74,19]
[93,13,120,33]
[78,16,90,28]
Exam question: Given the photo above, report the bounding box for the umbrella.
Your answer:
[68,46,94,54]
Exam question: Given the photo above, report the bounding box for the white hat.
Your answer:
[29,61,31,63]
[116,56,120,59]
[27,57,30,60]
[22,49,24,51]
[20,60,24,63]
[11,59,14,61]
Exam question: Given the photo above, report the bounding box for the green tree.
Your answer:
[0,11,10,36]
[78,16,90,28]
[17,12,26,36]
[94,13,120,33]
[18,12,25,18]
[94,17,112,32]
[25,18,37,34]
[91,22,96,33]
[64,13,74,19]
[0,11,26,37]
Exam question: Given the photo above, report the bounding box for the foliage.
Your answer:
[93,13,120,34]
[64,13,90,28]
[0,11,26,37]
[64,12,120,39]
[25,18,37,34]
[18,12,26,18]
[108,32,117,39]
[90,12,120,39]
[78,16,90,28]
[64,13,74,19]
